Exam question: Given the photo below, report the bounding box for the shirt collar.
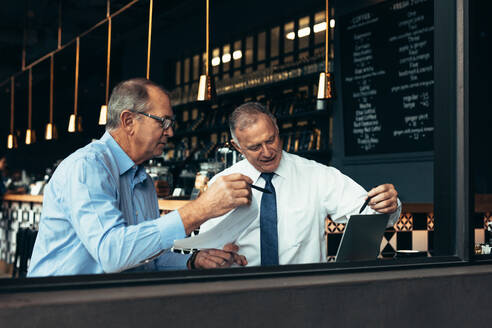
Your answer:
[101,131,137,176]
[274,151,289,178]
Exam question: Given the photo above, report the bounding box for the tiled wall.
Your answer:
[473,212,492,245]
[0,200,41,264]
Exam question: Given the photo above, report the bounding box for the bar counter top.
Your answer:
[2,194,189,212]
[3,193,492,212]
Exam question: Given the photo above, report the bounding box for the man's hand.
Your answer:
[179,173,253,234]
[366,184,398,214]
[188,243,247,269]
[199,173,253,218]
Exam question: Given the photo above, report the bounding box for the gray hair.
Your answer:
[106,78,169,131]
[229,102,278,146]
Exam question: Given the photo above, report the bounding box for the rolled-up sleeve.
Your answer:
[66,156,186,273]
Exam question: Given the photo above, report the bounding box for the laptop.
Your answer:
[335,213,390,262]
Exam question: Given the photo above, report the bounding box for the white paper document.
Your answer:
[173,200,258,250]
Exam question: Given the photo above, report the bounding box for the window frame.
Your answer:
[0,0,474,293]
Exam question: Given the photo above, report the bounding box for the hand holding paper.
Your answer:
[174,198,259,250]
[178,173,253,235]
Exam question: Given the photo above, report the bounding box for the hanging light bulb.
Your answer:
[99,105,108,125]
[46,54,57,140]
[25,129,32,145]
[317,72,327,99]
[25,68,36,145]
[45,123,54,140]
[197,0,216,101]
[7,134,14,149]
[68,114,76,132]
[317,0,333,101]
[99,0,112,125]
[68,37,82,132]
[7,76,18,149]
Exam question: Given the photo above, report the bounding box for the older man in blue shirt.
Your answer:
[28,78,252,276]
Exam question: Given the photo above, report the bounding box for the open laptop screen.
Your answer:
[335,213,390,262]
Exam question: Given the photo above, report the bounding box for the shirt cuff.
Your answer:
[155,251,191,271]
[387,198,402,227]
[155,210,187,250]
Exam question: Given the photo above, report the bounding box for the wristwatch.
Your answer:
[187,250,200,270]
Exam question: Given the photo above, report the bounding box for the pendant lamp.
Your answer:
[197,0,216,101]
[99,0,112,125]
[317,0,333,100]
[7,77,18,149]
[45,55,58,140]
[68,37,82,133]
[25,68,36,144]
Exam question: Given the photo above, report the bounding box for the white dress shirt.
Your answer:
[199,151,401,266]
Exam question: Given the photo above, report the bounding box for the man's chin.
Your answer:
[153,146,165,157]
[259,160,280,172]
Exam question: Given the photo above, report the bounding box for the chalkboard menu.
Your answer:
[341,0,434,156]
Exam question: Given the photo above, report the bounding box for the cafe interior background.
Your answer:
[0,0,490,284]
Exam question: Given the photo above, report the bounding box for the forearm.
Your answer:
[178,198,211,235]
[95,211,186,273]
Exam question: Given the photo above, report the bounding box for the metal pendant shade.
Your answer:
[99,0,112,126]
[46,54,57,140]
[7,77,17,149]
[25,68,36,145]
[68,37,82,133]
[197,0,216,101]
[317,0,333,100]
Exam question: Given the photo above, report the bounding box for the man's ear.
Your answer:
[230,139,243,154]
[120,110,136,135]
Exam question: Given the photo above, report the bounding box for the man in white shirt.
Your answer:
[199,102,401,266]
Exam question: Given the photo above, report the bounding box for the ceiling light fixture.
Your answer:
[68,37,82,133]
[45,55,57,140]
[25,68,36,145]
[211,57,221,66]
[297,27,311,38]
[99,0,112,125]
[7,77,17,149]
[313,22,326,33]
[232,50,242,60]
[317,0,333,100]
[197,0,216,101]
[221,53,231,63]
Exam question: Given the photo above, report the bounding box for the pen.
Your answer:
[249,183,272,194]
[359,196,372,214]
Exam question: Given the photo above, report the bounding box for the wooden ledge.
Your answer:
[3,194,492,213]
[2,194,43,203]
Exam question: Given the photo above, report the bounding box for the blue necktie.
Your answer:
[260,172,279,266]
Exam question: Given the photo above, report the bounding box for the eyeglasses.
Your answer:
[131,110,175,131]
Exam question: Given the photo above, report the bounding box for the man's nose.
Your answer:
[163,126,174,137]
[261,144,272,157]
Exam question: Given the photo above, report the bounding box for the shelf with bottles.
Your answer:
[170,53,327,108]
[172,81,331,130]
[162,131,231,165]
[268,91,332,122]
[167,79,332,169]
[279,117,331,165]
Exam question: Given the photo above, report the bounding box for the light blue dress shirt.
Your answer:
[28,132,189,277]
